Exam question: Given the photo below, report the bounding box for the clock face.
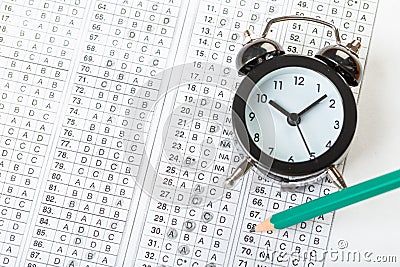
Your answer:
[245,66,344,163]
[232,55,357,177]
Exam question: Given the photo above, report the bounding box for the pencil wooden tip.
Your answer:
[255,217,276,232]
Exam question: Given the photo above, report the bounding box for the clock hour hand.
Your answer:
[268,99,290,118]
[298,94,327,117]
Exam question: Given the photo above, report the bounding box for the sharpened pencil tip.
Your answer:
[250,227,255,233]
[255,216,276,232]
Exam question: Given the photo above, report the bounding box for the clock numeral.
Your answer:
[288,156,294,162]
[326,140,332,148]
[268,147,274,155]
[317,83,321,93]
[329,99,336,108]
[273,80,283,90]
[334,120,340,129]
[309,152,316,160]
[294,76,304,86]
[253,133,260,142]
[256,93,268,103]
[249,112,255,121]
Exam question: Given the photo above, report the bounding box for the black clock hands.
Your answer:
[269,100,300,126]
[269,99,315,158]
[298,94,327,116]
[268,99,290,117]
[269,100,302,127]
[294,94,327,158]
[269,94,327,120]
[295,122,314,158]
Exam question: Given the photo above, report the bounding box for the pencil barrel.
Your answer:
[271,169,400,229]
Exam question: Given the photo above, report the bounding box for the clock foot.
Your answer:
[327,165,348,189]
[225,157,254,188]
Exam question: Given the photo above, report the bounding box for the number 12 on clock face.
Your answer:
[232,55,357,180]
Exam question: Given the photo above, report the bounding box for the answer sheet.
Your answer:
[0,0,378,266]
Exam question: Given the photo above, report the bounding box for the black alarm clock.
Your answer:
[226,16,363,189]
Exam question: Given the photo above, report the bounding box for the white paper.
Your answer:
[0,0,379,266]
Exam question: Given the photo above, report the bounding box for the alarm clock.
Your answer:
[226,16,363,189]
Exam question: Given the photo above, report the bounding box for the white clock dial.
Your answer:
[245,66,344,163]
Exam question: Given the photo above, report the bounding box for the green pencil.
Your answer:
[254,169,400,231]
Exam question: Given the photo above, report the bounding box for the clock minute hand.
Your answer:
[268,99,290,118]
[295,122,312,157]
[298,94,328,117]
